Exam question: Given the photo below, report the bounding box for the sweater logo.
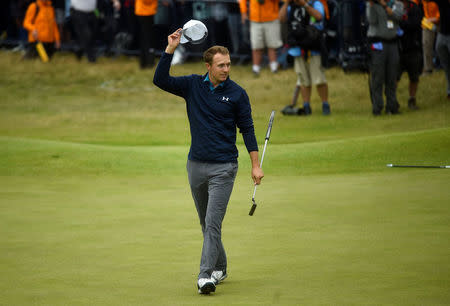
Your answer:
[222,96,230,102]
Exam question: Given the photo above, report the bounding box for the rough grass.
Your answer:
[0,51,449,305]
[0,52,447,145]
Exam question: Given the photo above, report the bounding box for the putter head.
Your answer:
[249,198,257,216]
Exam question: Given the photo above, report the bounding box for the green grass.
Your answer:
[0,51,449,305]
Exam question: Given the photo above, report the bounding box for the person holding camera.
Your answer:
[279,0,331,115]
[366,0,403,115]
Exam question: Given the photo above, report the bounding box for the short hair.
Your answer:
[203,46,230,65]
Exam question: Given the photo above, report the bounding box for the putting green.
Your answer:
[1,134,449,305]
[0,51,449,305]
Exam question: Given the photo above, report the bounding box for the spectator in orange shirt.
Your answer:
[23,0,60,59]
[423,0,450,99]
[240,0,282,75]
[422,0,440,73]
[135,0,158,69]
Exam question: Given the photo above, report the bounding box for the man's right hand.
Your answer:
[165,29,182,54]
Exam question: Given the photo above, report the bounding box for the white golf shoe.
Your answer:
[197,278,216,294]
[211,270,227,285]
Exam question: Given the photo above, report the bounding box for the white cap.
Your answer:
[180,20,208,45]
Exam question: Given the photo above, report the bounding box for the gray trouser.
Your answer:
[422,28,437,72]
[436,33,450,95]
[370,41,400,113]
[186,160,238,279]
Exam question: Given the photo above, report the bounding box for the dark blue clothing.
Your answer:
[398,0,422,53]
[434,0,450,35]
[153,52,258,163]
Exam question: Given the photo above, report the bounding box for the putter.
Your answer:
[387,164,450,169]
[249,110,276,216]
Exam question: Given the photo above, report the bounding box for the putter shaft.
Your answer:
[249,111,275,216]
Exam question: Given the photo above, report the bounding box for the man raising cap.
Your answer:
[153,29,264,294]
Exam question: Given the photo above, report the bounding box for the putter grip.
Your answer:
[249,203,257,216]
[265,111,275,140]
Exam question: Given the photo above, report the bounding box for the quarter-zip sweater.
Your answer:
[153,52,258,163]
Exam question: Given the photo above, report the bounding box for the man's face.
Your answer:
[206,53,231,86]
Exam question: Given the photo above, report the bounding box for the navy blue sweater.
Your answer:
[153,52,258,163]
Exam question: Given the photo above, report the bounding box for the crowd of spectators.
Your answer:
[0,0,251,62]
[0,0,448,112]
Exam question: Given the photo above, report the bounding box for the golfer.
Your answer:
[153,29,264,294]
